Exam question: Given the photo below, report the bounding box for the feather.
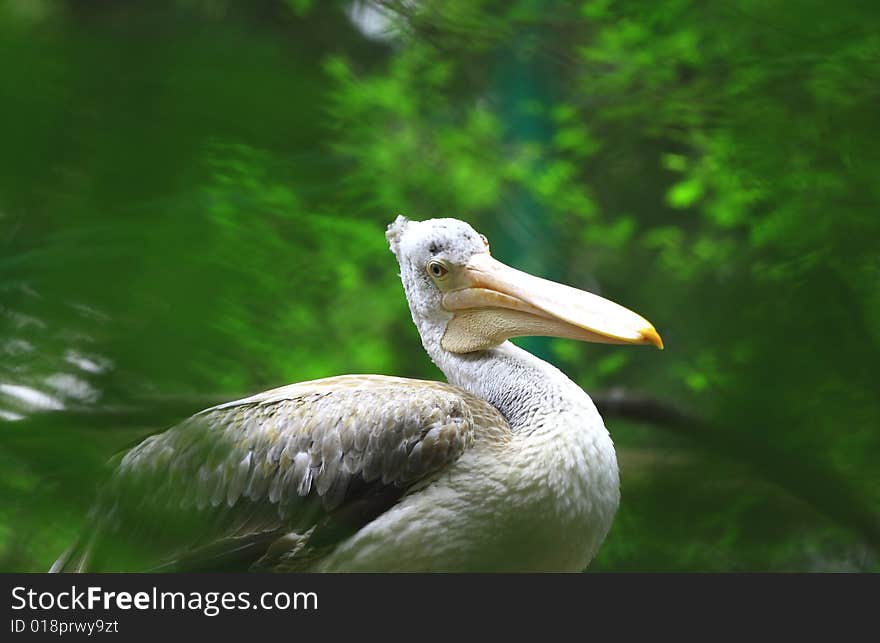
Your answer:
[52,375,496,572]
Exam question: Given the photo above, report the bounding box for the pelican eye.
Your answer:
[427,261,448,278]
[479,234,489,249]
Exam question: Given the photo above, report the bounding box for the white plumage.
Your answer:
[52,216,661,572]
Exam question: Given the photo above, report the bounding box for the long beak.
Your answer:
[440,253,663,353]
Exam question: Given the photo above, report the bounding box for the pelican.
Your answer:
[52,216,662,572]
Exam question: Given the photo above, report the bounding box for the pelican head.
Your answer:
[386,215,663,354]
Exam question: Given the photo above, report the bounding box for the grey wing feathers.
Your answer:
[123,375,475,512]
[53,375,479,572]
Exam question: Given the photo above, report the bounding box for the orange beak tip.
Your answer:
[640,327,664,350]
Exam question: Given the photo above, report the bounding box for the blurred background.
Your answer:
[1,0,878,572]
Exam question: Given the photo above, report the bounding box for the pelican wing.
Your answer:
[52,375,481,572]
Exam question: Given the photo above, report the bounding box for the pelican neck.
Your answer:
[433,341,588,433]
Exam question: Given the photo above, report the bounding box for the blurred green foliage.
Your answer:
[1,0,878,571]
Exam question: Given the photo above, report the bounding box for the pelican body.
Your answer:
[53,216,662,572]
